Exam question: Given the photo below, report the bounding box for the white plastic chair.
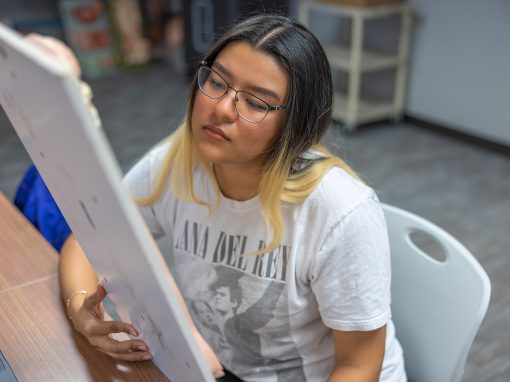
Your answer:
[381,204,491,382]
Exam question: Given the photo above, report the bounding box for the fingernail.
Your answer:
[214,370,225,378]
[129,329,138,337]
[142,354,152,360]
[137,345,147,351]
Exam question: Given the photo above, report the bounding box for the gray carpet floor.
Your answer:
[1,63,509,381]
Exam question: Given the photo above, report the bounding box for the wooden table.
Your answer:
[0,192,169,381]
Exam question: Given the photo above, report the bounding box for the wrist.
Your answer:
[65,290,88,321]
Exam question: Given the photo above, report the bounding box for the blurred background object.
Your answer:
[138,0,185,71]
[108,0,151,67]
[319,0,400,7]
[300,1,412,132]
[59,0,117,78]
[182,0,289,77]
[0,0,64,39]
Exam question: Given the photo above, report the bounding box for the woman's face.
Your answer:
[191,42,289,170]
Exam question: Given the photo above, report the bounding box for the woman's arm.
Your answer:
[328,325,386,382]
[59,235,152,361]
[59,235,98,308]
[59,235,224,376]
[23,33,150,361]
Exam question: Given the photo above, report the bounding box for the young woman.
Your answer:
[60,14,406,382]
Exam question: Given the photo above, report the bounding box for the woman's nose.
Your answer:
[214,89,238,122]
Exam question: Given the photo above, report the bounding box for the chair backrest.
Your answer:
[381,204,491,382]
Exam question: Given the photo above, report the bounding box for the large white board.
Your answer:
[0,23,213,382]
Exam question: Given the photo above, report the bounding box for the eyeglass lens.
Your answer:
[198,66,269,123]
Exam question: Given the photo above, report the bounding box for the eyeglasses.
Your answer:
[197,62,288,123]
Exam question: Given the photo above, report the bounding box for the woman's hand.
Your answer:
[69,284,152,362]
[24,34,101,127]
[192,327,225,379]
[24,33,81,77]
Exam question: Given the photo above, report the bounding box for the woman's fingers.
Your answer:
[91,336,149,355]
[68,283,152,363]
[192,327,224,377]
[88,319,139,337]
[94,283,107,304]
[82,283,107,311]
[25,33,81,77]
[80,319,151,362]
[100,348,153,362]
[95,336,152,362]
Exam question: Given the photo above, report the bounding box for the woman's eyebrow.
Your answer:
[213,62,232,77]
[213,62,283,103]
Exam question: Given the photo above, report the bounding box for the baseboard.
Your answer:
[404,115,510,157]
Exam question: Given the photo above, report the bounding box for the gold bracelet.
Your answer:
[65,290,88,320]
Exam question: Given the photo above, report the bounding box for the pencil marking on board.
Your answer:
[58,165,72,179]
[79,200,96,229]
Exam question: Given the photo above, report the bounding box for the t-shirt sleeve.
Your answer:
[123,151,165,239]
[311,197,391,331]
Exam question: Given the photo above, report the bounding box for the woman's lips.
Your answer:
[203,125,230,142]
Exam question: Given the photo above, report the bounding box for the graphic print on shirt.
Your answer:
[172,219,307,381]
[174,219,289,281]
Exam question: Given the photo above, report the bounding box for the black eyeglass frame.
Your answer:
[197,61,288,123]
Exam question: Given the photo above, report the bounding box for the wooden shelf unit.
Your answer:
[299,1,413,131]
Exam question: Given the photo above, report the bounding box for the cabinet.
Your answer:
[183,0,289,76]
[299,1,413,131]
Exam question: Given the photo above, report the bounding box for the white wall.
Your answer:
[406,0,510,145]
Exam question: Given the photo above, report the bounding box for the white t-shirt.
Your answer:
[124,142,406,382]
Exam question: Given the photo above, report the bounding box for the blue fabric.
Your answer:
[14,165,72,252]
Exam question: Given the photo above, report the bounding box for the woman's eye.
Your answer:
[246,98,266,111]
[211,79,226,89]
